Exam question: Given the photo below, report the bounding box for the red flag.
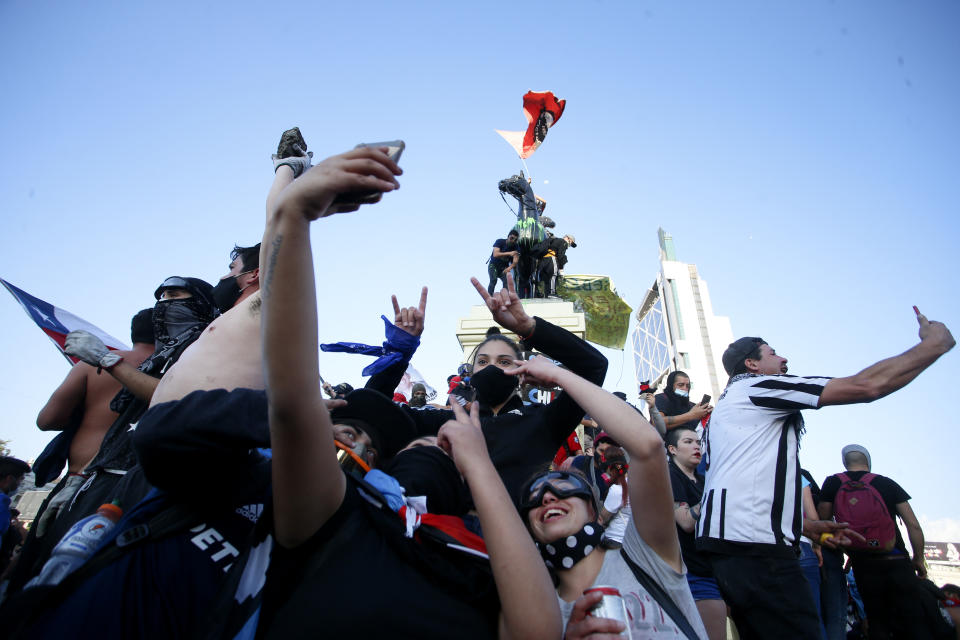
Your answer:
[496,90,566,158]
[1,278,129,364]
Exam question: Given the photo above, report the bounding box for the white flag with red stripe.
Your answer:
[394,364,438,402]
[1,278,129,364]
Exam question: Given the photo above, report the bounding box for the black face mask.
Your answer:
[410,395,426,408]
[153,299,211,345]
[386,446,470,516]
[470,364,518,407]
[212,277,243,314]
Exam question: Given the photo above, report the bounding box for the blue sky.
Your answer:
[1,1,957,533]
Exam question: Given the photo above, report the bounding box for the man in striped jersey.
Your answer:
[695,310,954,638]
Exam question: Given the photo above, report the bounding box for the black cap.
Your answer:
[331,389,417,461]
[722,337,765,376]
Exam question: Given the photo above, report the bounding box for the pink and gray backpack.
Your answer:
[832,472,897,553]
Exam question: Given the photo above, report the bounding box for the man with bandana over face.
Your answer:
[149,244,263,406]
[4,277,217,595]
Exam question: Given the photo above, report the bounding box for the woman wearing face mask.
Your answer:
[655,371,712,432]
[510,356,708,640]
[666,427,728,640]
[254,151,562,639]
[368,272,608,507]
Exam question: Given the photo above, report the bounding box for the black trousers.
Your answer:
[709,551,823,640]
[852,555,953,640]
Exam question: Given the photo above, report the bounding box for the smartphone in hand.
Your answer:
[333,140,405,207]
[700,394,711,406]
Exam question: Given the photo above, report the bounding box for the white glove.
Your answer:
[272,143,314,178]
[64,330,123,369]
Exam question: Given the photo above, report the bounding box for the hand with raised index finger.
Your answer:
[391,286,428,337]
[914,305,955,352]
[469,271,536,337]
[437,400,489,477]
[502,356,562,390]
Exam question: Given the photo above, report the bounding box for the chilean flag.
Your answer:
[495,90,566,159]
[1,278,129,365]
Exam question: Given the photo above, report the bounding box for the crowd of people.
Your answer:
[0,127,957,639]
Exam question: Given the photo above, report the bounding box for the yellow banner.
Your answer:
[557,275,633,349]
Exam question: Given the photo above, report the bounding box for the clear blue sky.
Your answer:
[1,1,957,533]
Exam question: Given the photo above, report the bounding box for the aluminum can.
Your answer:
[584,585,632,639]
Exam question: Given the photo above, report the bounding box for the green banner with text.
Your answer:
[557,275,633,349]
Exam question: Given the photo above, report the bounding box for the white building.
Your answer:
[631,228,734,401]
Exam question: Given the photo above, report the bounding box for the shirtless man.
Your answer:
[36,309,154,473]
[150,245,263,406]
[150,129,331,407]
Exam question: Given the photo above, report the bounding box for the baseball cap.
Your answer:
[841,444,872,470]
[722,337,766,376]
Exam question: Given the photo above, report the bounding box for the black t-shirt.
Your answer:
[668,461,712,576]
[820,471,911,557]
[489,238,516,270]
[259,477,499,640]
[655,393,699,430]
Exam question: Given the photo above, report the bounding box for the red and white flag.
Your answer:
[1,278,129,364]
[496,90,566,159]
[394,364,438,402]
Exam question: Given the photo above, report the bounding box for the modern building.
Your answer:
[631,228,734,401]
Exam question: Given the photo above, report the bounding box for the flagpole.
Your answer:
[519,154,532,184]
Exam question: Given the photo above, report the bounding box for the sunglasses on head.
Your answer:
[521,471,596,514]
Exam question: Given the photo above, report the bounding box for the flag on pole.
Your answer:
[495,90,566,159]
[1,278,129,364]
[394,364,438,402]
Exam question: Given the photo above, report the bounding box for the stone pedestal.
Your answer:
[455,299,585,362]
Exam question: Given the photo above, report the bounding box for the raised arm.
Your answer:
[365,288,428,395]
[438,401,562,640]
[819,309,953,407]
[37,364,88,430]
[470,272,608,437]
[63,332,159,402]
[504,356,680,571]
[262,147,401,548]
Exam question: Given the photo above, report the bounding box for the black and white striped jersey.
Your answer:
[696,373,830,556]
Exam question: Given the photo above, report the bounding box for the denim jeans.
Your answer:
[799,541,827,639]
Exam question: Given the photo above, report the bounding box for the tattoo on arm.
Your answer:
[264,234,282,298]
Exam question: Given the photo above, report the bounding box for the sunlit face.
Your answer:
[333,423,378,467]
[748,344,788,375]
[473,340,518,373]
[526,490,595,544]
[158,288,192,301]
[669,430,702,468]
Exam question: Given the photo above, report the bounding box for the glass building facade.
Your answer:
[631,291,672,388]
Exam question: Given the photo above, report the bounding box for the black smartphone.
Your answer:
[700,394,711,406]
[333,140,405,207]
